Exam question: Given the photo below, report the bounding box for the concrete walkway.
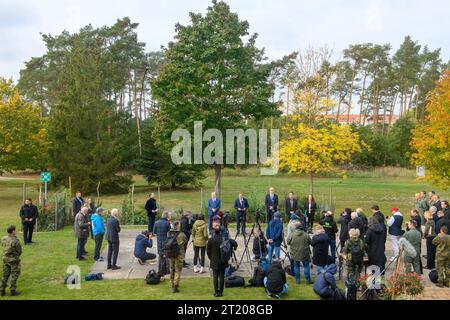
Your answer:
[91,227,449,300]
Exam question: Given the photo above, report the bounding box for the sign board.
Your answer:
[416,166,426,178]
[40,172,52,183]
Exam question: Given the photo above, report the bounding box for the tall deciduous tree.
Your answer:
[0,78,49,173]
[411,71,450,189]
[152,0,286,196]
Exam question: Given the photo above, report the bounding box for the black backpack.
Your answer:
[225,275,245,288]
[247,264,265,287]
[146,270,163,285]
[220,237,232,264]
[164,233,180,259]
[350,240,363,265]
[429,269,438,284]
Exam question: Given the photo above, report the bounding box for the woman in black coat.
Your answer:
[365,217,386,271]
[337,209,352,251]
[311,228,331,273]
[207,222,228,297]
[303,194,317,232]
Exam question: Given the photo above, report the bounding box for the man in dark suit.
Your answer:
[19,198,39,245]
[106,208,121,270]
[285,192,298,221]
[234,192,249,237]
[145,192,158,234]
[265,187,279,223]
[72,191,84,218]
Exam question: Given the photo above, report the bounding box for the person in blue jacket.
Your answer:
[91,207,106,262]
[154,212,172,274]
[266,212,283,264]
[313,264,344,300]
[134,230,157,265]
[208,192,221,233]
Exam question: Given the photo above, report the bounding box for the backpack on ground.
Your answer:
[247,263,265,287]
[225,275,245,288]
[164,234,180,259]
[146,269,163,285]
[85,273,104,281]
[429,269,438,284]
[350,241,363,264]
[220,237,232,264]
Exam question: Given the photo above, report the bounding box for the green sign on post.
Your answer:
[40,172,52,183]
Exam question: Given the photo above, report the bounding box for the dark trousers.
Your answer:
[158,254,169,275]
[22,221,35,244]
[137,252,157,262]
[193,246,206,267]
[236,211,247,235]
[94,234,104,260]
[307,211,315,229]
[107,241,120,267]
[426,236,436,269]
[148,215,156,233]
[212,268,225,294]
[76,238,87,259]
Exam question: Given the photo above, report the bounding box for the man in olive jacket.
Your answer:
[74,207,90,261]
[1,225,22,296]
[286,221,312,284]
[432,226,450,287]
[403,220,422,274]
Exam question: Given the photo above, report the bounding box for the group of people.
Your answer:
[1,188,449,298]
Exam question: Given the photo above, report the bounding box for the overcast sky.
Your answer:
[1,0,449,81]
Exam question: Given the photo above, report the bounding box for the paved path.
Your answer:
[92,227,449,300]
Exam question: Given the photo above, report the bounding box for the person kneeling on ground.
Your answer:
[313,264,344,300]
[432,226,450,288]
[1,225,22,297]
[264,260,288,299]
[134,230,156,265]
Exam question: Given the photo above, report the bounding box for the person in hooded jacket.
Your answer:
[264,260,288,298]
[134,230,156,264]
[320,211,338,262]
[311,225,331,275]
[313,264,343,300]
[364,216,386,271]
[266,212,283,265]
[286,221,312,284]
[349,212,364,239]
[192,214,209,273]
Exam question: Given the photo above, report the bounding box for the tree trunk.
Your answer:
[310,173,314,195]
[133,71,143,157]
[214,165,222,198]
[359,72,368,124]
[346,68,357,124]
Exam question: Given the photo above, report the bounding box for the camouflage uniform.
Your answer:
[403,229,422,274]
[343,236,365,281]
[1,235,22,292]
[167,231,188,288]
[432,233,450,286]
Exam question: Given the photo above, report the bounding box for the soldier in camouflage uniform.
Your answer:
[432,225,450,287]
[1,225,22,296]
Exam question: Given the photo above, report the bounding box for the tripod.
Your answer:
[235,222,264,273]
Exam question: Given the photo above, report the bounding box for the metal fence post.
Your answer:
[55,194,58,231]
[131,184,135,225]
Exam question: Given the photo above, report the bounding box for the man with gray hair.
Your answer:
[74,207,90,261]
[106,208,121,270]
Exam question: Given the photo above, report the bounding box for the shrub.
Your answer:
[382,272,424,300]
[37,188,71,231]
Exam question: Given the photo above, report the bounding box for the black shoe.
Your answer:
[112,266,121,270]
[0,290,5,297]
[214,292,219,297]
[218,292,223,297]
[173,286,180,293]
[10,291,20,296]
[78,257,86,261]
[107,265,112,270]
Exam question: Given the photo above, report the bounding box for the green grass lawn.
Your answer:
[0,169,447,300]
